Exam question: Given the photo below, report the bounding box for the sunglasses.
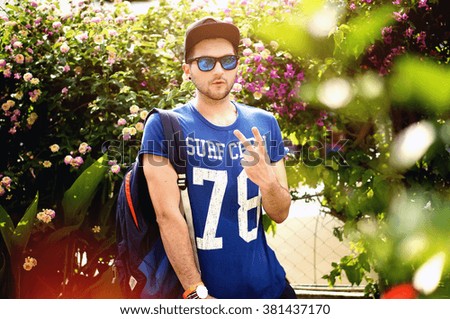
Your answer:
[187,55,238,72]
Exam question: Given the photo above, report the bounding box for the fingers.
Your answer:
[233,127,265,152]
[233,129,253,151]
[251,127,265,151]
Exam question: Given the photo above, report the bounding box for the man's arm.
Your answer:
[259,158,291,223]
[142,153,202,290]
[234,127,291,223]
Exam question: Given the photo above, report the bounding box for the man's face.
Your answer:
[184,38,238,102]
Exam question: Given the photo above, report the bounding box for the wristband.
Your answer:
[183,282,208,299]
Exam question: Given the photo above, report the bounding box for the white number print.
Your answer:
[193,167,260,250]
[237,170,260,243]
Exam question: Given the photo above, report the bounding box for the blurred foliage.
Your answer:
[0,0,449,298]
[256,0,449,298]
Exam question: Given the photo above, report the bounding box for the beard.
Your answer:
[192,76,235,102]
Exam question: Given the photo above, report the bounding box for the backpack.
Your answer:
[115,108,187,298]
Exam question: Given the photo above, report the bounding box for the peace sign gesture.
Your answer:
[233,127,278,190]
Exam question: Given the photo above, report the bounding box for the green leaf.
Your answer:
[11,192,39,253]
[342,264,363,286]
[62,155,108,226]
[0,205,14,256]
[45,224,82,244]
[262,214,277,236]
[341,5,395,59]
[389,56,450,112]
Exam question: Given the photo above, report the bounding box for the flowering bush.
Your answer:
[254,0,449,297]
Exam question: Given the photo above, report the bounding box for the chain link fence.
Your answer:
[267,187,367,298]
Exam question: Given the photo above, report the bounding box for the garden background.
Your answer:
[0,0,449,299]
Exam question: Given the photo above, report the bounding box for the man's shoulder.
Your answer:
[172,102,191,115]
[234,101,276,119]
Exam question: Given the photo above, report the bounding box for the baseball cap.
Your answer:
[184,16,240,61]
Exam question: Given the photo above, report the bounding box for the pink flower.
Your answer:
[60,42,70,54]
[254,43,265,52]
[394,11,408,22]
[61,87,68,95]
[110,164,121,174]
[349,2,356,10]
[72,156,84,167]
[243,48,252,57]
[45,209,56,219]
[23,72,33,82]
[418,0,429,9]
[117,118,127,126]
[78,142,91,154]
[90,17,102,23]
[75,32,88,43]
[242,38,252,47]
[13,41,23,49]
[0,59,6,67]
[416,31,427,50]
[1,176,12,187]
[64,155,73,165]
[29,89,42,102]
[284,64,295,79]
[63,64,70,72]
[255,64,266,74]
[253,54,262,63]
[270,70,280,79]
[37,209,56,222]
[3,69,12,78]
[14,73,21,79]
[15,54,25,64]
[8,127,17,134]
[405,27,414,38]
[108,29,118,37]
[52,21,62,29]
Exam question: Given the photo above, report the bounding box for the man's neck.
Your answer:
[193,95,237,127]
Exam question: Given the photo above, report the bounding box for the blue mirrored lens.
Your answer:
[194,56,238,71]
[221,56,237,70]
[197,58,215,71]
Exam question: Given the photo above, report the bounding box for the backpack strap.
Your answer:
[142,108,186,178]
[124,170,140,231]
[142,108,200,272]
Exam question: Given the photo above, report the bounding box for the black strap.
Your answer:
[142,108,187,186]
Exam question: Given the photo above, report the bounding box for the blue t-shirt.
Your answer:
[139,101,287,298]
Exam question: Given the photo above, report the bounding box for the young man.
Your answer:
[140,17,295,299]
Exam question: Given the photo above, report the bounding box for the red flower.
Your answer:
[381,283,418,299]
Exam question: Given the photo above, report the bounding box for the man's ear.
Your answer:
[182,63,191,79]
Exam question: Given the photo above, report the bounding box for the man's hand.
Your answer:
[233,127,291,223]
[233,127,277,191]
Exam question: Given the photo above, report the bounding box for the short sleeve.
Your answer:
[267,116,286,163]
[138,113,169,158]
